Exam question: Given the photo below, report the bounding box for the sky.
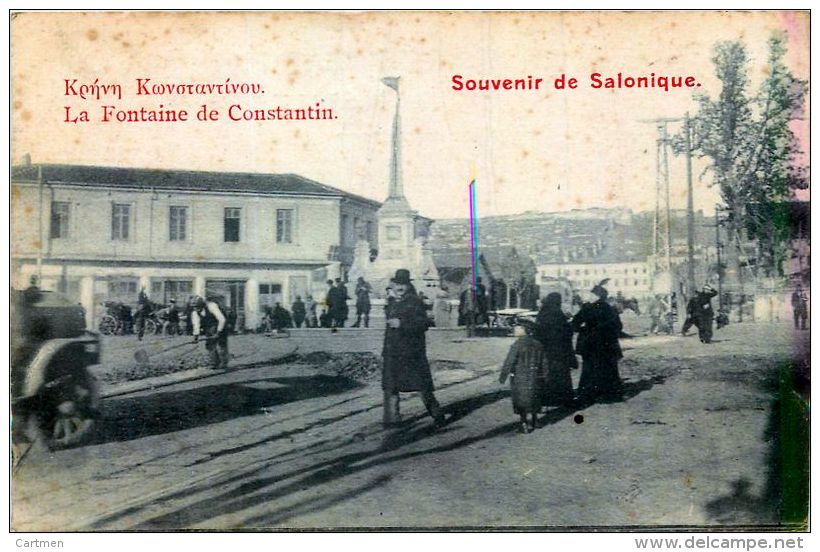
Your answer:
[10,11,809,220]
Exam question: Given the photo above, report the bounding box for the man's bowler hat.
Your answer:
[391,269,413,285]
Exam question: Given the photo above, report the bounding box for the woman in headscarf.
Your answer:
[533,292,577,407]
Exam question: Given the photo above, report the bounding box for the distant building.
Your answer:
[11,162,380,330]
[434,246,538,309]
[538,260,653,299]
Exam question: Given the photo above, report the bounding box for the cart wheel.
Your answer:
[145,319,159,335]
[38,369,99,449]
[98,315,117,336]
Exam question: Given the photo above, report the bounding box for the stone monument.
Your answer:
[347,76,440,314]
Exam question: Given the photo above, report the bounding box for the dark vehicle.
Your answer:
[98,300,133,335]
[11,288,100,450]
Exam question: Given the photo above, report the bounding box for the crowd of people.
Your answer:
[255,276,375,332]
[499,281,624,433]
[109,270,803,428]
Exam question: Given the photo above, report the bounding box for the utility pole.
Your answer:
[715,207,723,310]
[685,113,696,295]
[662,123,672,275]
[640,117,682,289]
[641,116,698,299]
[36,164,44,284]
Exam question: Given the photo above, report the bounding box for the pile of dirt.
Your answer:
[96,349,212,383]
[297,351,383,382]
[294,353,469,382]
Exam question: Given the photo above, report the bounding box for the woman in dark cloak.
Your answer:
[533,292,577,407]
[571,280,624,404]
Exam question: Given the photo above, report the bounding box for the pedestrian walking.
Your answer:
[156,299,180,335]
[458,285,477,337]
[648,295,661,334]
[134,287,152,341]
[292,295,306,328]
[328,278,349,328]
[337,279,350,327]
[499,324,546,433]
[571,280,624,404]
[533,292,577,407]
[381,269,446,428]
[475,277,489,326]
[324,279,336,326]
[352,277,372,328]
[190,295,230,370]
[304,294,318,328]
[682,285,718,343]
[791,284,808,330]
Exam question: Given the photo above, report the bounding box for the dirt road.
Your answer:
[11,322,808,530]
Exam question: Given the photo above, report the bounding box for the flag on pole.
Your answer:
[381,76,400,91]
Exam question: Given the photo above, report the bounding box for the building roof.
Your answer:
[10,163,382,206]
[433,246,536,275]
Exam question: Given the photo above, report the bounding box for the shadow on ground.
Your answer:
[93,372,667,529]
[702,349,810,529]
[92,375,364,444]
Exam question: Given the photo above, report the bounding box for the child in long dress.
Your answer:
[499,324,546,433]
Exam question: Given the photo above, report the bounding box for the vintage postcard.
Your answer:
[8,10,810,534]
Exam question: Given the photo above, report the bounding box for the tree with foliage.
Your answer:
[689,34,807,289]
[747,34,808,277]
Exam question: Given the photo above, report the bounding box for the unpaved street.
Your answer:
[11,322,809,530]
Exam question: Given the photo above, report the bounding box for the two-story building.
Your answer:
[11,162,380,330]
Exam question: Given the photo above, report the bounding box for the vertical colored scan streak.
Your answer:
[468,179,479,293]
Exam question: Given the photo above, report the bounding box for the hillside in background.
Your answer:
[429,208,714,266]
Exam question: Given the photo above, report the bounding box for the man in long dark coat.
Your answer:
[571,281,623,404]
[352,277,372,328]
[791,284,808,330]
[382,269,445,428]
[475,277,489,326]
[682,285,719,343]
[291,296,306,328]
[330,278,349,328]
[533,292,577,407]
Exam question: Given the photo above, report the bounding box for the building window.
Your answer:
[634,279,639,286]
[259,283,283,311]
[111,203,131,240]
[169,206,188,241]
[50,201,70,239]
[386,225,401,241]
[108,278,137,297]
[276,209,294,243]
[224,207,241,242]
[366,220,374,243]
